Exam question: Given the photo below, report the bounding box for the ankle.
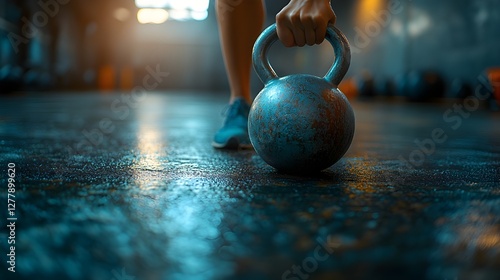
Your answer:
[230,94,251,105]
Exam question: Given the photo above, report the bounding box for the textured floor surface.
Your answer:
[0,91,499,280]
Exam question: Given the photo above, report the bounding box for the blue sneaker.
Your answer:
[212,98,252,149]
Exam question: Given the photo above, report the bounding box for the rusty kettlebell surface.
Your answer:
[249,23,355,173]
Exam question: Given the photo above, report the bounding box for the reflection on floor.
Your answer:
[0,91,499,280]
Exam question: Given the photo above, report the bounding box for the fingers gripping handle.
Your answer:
[252,23,351,86]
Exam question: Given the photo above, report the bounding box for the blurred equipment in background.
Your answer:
[0,0,139,93]
[382,78,397,97]
[120,66,135,91]
[396,70,446,102]
[487,68,500,107]
[450,79,473,99]
[356,70,376,98]
[481,67,500,111]
[97,64,116,91]
[338,77,358,100]
[0,65,23,93]
[0,0,24,93]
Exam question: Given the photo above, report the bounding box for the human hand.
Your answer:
[276,0,336,47]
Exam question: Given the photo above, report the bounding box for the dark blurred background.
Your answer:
[0,0,499,103]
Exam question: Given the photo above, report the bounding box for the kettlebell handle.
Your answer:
[252,23,351,86]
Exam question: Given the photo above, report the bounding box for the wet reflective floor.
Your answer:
[0,91,499,280]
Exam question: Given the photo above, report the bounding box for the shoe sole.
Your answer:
[212,137,253,150]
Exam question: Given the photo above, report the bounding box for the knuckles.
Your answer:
[275,10,289,23]
[275,3,336,47]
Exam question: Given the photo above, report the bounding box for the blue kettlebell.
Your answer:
[249,24,355,173]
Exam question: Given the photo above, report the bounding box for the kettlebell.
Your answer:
[249,24,355,173]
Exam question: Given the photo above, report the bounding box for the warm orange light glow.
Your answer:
[487,68,500,104]
[113,7,131,22]
[338,77,358,100]
[120,67,135,90]
[137,9,169,24]
[98,65,116,92]
[477,229,500,249]
[355,0,385,25]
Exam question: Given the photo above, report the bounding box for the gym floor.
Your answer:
[1,91,499,280]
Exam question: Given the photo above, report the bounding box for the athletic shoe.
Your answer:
[212,98,252,149]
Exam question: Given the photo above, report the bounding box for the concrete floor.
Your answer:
[0,91,499,280]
